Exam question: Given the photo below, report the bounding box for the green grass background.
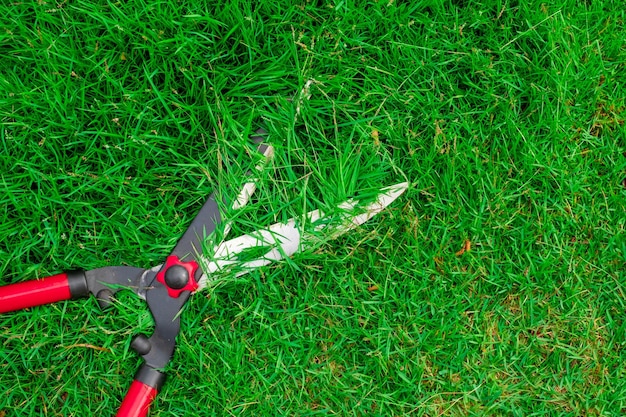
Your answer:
[1,0,625,415]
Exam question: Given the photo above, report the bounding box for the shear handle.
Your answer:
[0,271,88,313]
[116,366,165,417]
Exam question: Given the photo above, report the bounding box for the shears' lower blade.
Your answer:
[197,182,408,288]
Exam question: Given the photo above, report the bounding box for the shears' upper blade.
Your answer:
[197,182,408,288]
[171,194,221,263]
[169,132,274,267]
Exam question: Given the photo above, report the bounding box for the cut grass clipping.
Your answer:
[1,1,625,416]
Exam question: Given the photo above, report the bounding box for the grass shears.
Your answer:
[0,131,407,416]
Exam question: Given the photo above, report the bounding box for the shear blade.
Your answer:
[197,182,408,288]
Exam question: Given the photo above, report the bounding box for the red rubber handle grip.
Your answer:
[0,273,72,313]
[116,380,158,417]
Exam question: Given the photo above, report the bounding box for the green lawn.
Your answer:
[1,0,625,415]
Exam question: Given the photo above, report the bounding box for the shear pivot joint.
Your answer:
[164,265,189,289]
[156,255,199,298]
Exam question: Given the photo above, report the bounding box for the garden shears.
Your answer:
[0,131,408,416]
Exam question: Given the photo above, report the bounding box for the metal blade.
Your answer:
[197,182,408,288]
[169,131,274,266]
